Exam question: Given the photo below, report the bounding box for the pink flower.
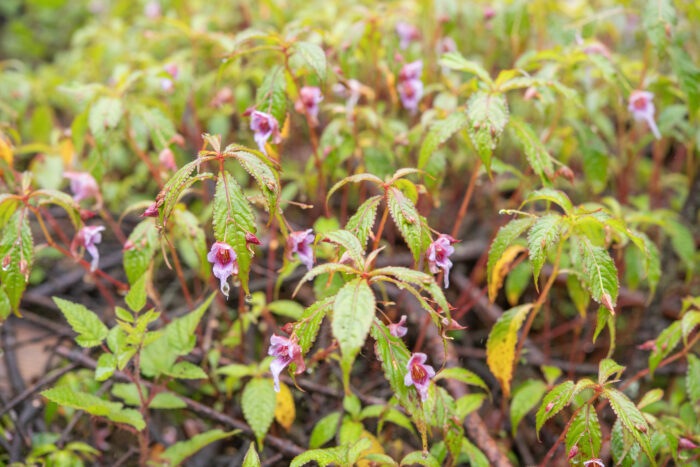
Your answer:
[76,226,105,271]
[397,61,423,113]
[144,0,161,19]
[389,315,408,338]
[158,147,177,171]
[427,234,456,288]
[333,79,362,117]
[295,86,324,125]
[395,22,420,50]
[160,78,174,93]
[399,60,423,82]
[628,90,661,140]
[207,242,238,298]
[250,110,282,155]
[64,171,99,203]
[583,460,605,467]
[268,334,305,392]
[141,202,159,218]
[436,37,457,55]
[404,352,435,402]
[679,438,699,450]
[286,229,315,270]
[163,63,178,79]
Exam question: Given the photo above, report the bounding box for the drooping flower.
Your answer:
[158,147,177,171]
[404,352,435,402]
[397,60,424,113]
[389,315,408,338]
[75,226,106,271]
[583,459,605,467]
[268,334,305,392]
[64,171,99,203]
[628,90,661,140]
[286,229,315,270]
[333,79,363,117]
[395,22,420,50]
[207,241,238,298]
[295,86,324,125]
[249,110,282,155]
[436,37,457,55]
[427,234,457,288]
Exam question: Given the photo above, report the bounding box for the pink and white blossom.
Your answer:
[404,352,435,402]
[389,315,408,338]
[75,226,106,271]
[286,229,315,270]
[64,171,99,203]
[397,60,423,113]
[333,79,362,117]
[294,86,324,125]
[395,22,420,50]
[249,110,282,155]
[427,234,456,288]
[207,241,238,298]
[268,334,305,392]
[158,147,177,171]
[628,90,661,140]
[583,460,605,467]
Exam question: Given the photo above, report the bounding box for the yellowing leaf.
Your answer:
[486,304,533,397]
[274,382,295,430]
[0,133,12,166]
[59,138,75,165]
[280,113,291,138]
[489,244,526,302]
[356,431,385,467]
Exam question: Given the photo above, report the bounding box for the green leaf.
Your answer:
[642,0,676,51]
[310,412,341,448]
[242,378,276,446]
[455,393,487,420]
[149,392,186,409]
[267,300,304,320]
[136,106,175,151]
[294,41,326,81]
[256,65,286,126]
[160,430,237,466]
[296,296,334,355]
[332,278,375,382]
[598,358,625,384]
[387,186,423,264]
[535,379,596,436]
[165,361,207,379]
[158,159,200,227]
[42,386,145,431]
[461,438,490,467]
[465,92,509,172]
[681,310,700,343]
[627,230,661,297]
[33,189,82,229]
[510,380,547,436]
[167,292,215,355]
[686,354,700,404]
[486,304,533,397]
[125,274,147,313]
[523,188,573,214]
[112,383,144,406]
[400,451,440,467]
[576,125,608,194]
[323,229,365,269]
[670,46,700,115]
[346,195,381,248]
[509,117,554,181]
[242,442,261,467]
[603,388,655,465]
[293,262,355,296]
[418,112,468,169]
[88,97,123,145]
[664,219,695,276]
[574,237,619,313]
[213,170,256,294]
[565,405,602,461]
[95,353,116,382]
[0,210,33,313]
[487,217,534,299]
[231,149,280,213]
[53,297,108,348]
[527,214,564,285]
[123,219,158,284]
[290,447,343,467]
[436,367,489,393]
[649,321,681,377]
[438,52,493,86]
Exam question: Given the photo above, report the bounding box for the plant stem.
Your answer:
[451,159,481,238]
[372,199,390,251]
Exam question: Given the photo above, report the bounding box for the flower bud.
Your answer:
[679,438,699,450]
[2,254,12,271]
[245,232,262,245]
[568,445,579,460]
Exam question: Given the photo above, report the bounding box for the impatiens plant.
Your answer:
[0,0,699,466]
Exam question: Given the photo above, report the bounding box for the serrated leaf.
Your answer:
[274,382,295,430]
[267,300,304,320]
[664,219,695,276]
[486,304,533,397]
[332,278,375,375]
[574,237,619,313]
[323,230,365,269]
[290,447,343,467]
[149,392,186,409]
[33,189,82,228]
[1,210,33,313]
[242,443,261,467]
[160,430,236,466]
[242,378,276,446]
[510,117,554,181]
[565,404,602,461]
[418,113,468,169]
[638,388,664,409]
[310,412,341,448]
[649,321,681,377]
[487,218,533,300]
[455,393,487,420]
[123,219,158,284]
[489,244,526,303]
[327,173,384,202]
[576,124,608,194]
[256,65,286,126]
[53,297,108,348]
[293,263,355,296]
[400,451,440,467]
[527,214,563,286]
[535,378,595,437]
[294,41,326,81]
[125,274,147,313]
[686,354,700,404]
[681,310,700,343]
[643,0,676,51]
[213,170,256,294]
[436,367,489,393]
[88,97,123,146]
[95,353,116,382]
[510,380,547,436]
[523,188,573,214]
[598,358,625,384]
[165,361,207,379]
[627,230,660,298]
[136,106,175,151]
[232,149,280,213]
[438,52,493,86]
[603,388,655,465]
[346,195,381,248]
[670,46,700,115]
[466,92,509,172]
[387,186,423,264]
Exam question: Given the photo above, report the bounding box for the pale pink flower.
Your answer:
[64,171,99,203]
[249,110,282,155]
[427,234,456,288]
[404,352,435,402]
[160,78,174,93]
[286,229,315,270]
[295,86,324,125]
[583,460,605,467]
[399,60,423,82]
[268,334,305,392]
[436,37,457,55]
[333,79,362,117]
[397,60,423,113]
[389,315,408,338]
[396,22,420,50]
[207,242,238,298]
[76,226,105,271]
[158,147,177,171]
[144,1,161,19]
[628,90,661,140]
